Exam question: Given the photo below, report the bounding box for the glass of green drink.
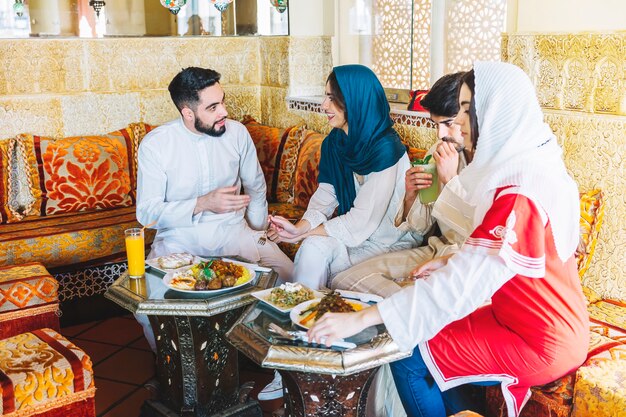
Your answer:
[411,158,439,204]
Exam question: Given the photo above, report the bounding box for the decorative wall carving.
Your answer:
[504,33,626,301]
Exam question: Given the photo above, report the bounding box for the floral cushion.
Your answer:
[20,131,135,216]
[0,328,95,415]
[293,130,325,209]
[576,189,604,280]
[243,116,296,202]
[571,342,626,417]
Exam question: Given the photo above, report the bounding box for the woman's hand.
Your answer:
[267,215,309,244]
[409,254,453,279]
[307,306,382,347]
[433,142,460,185]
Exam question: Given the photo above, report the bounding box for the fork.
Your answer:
[267,323,356,349]
[257,210,276,245]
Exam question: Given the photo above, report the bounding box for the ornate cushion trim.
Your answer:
[0,303,59,324]
[123,122,154,201]
[10,136,42,222]
[0,138,10,224]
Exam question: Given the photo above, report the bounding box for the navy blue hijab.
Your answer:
[317,65,406,215]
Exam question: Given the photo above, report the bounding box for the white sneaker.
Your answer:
[258,371,283,401]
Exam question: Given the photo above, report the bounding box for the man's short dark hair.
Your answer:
[420,72,465,117]
[168,67,221,112]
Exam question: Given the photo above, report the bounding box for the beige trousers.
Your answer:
[331,236,456,298]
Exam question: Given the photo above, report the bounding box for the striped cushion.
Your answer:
[0,329,95,416]
[0,207,155,269]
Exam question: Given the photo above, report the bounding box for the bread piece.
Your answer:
[157,253,194,269]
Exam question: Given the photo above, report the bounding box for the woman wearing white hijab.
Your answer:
[307,62,588,417]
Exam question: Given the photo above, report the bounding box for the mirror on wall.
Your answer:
[0,0,289,38]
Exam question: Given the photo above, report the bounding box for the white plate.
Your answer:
[146,254,200,274]
[289,298,370,330]
[162,260,256,295]
[252,287,324,314]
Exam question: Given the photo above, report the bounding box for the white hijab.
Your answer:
[458,62,579,262]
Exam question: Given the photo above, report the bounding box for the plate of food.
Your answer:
[289,291,369,330]
[146,253,198,274]
[162,259,256,295]
[252,283,323,314]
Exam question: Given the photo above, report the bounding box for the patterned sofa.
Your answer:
[0,123,155,309]
[243,117,626,417]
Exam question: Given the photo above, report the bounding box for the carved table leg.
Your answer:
[147,308,259,416]
[281,368,379,417]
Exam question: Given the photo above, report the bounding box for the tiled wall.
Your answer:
[503,33,626,301]
[0,36,332,138]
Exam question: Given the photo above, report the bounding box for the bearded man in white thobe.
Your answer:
[135,67,294,350]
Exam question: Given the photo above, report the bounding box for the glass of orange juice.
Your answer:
[124,228,145,278]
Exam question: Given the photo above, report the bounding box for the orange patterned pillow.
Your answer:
[577,189,604,280]
[293,130,325,209]
[243,116,295,202]
[22,131,134,216]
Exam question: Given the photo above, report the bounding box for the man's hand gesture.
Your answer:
[194,186,250,215]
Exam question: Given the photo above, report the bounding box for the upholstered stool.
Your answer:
[486,331,626,417]
[0,328,95,417]
[0,263,60,340]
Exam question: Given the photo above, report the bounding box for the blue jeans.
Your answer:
[390,347,498,417]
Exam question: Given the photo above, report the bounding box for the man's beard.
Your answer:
[195,117,226,137]
[441,136,464,152]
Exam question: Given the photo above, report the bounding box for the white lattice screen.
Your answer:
[446,0,506,74]
[368,0,506,90]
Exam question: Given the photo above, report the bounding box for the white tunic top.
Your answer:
[302,154,417,254]
[136,118,267,256]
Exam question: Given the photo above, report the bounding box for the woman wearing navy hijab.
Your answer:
[268,65,418,290]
